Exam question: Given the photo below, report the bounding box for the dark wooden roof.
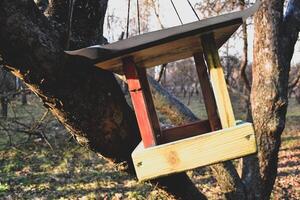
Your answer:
[66,1,260,74]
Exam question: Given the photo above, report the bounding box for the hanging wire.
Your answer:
[170,0,183,25]
[186,0,200,20]
[126,0,131,38]
[127,0,199,37]
[136,0,141,34]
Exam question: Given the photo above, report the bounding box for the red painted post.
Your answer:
[122,57,160,148]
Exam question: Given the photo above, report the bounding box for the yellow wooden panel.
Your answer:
[201,34,236,128]
[132,123,257,181]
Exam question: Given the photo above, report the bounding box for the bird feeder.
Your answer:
[66,2,260,181]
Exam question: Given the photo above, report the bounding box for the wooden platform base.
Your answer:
[132,123,257,181]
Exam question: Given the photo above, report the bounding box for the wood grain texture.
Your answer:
[194,53,222,130]
[161,120,212,143]
[132,123,257,181]
[93,24,241,73]
[201,34,236,128]
[136,67,162,144]
[122,57,158,147]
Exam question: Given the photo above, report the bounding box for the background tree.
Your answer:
[0,67,16,118]
[249,0,300,198]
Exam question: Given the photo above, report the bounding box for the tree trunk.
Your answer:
[0,0,206,199]
[249,0,300,199]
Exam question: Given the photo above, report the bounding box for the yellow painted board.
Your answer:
[132,123,257,181]
[201,34,236,128]
[209,66,236,128]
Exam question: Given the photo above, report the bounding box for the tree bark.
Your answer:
[250,0,300,199]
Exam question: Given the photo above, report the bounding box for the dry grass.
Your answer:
[0,94,299,199]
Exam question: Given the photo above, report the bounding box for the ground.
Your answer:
[0,93,299,199]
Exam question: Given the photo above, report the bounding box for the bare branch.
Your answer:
[239,0,251,92]
[280,0,300,63]
[157,63,168,83]
[150,0,165,29]
[288,68,300,91]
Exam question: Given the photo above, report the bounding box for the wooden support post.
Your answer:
[136,67,162,142]
[122,57,161,148]
[194,53,222,131]
[201,34,236,128]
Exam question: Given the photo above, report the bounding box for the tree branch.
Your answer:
[288,68,300,92]
[157,63,167,83]
[240,23,251,92]
[280,0,300,64]
[46,0,108,49]
[239,0,251,92]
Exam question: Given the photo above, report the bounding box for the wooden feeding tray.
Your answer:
[66,2,260,181]
[132,122,256,181]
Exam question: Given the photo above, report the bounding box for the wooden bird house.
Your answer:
[66,1,260,181]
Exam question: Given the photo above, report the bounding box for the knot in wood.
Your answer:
[166,151,180,168]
